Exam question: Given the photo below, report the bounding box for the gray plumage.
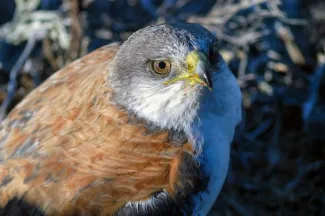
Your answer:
[109,22,217,132]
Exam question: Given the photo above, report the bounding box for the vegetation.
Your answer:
[0,0,324,215]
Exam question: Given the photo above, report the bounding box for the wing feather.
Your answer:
[0,44,196,215]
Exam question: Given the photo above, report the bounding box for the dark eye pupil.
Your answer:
[151,60,171,74]
[158,61,166,69]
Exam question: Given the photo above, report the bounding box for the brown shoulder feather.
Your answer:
[0,44,195,215]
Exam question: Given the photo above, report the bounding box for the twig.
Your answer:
[272,159,324,198]
[245,118,272,141]
[284,160,323,192]
[65,0,83,63]
[0,36,37,122]
[222,194,252,216]
[43,38,59,70]
[267,101,282,169]
[189,0,271,25]
[302,63,325,122]
[238,46,249,78]
[189,0,305,50]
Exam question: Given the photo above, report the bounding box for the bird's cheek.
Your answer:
[182,83,202,96]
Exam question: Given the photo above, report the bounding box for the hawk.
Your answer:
[0,22,241,215]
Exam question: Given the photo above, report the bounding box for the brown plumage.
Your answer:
[0,23,243,216]
[0,44,195,215]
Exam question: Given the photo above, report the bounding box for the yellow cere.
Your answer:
[163,51,207,87]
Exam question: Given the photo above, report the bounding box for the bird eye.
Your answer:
[151,60,171,74]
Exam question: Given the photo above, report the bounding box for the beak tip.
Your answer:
[202,73,213,90]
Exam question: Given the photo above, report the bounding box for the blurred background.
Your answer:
[0,0,324,215]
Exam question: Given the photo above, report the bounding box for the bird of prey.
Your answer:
[0,22,241,215]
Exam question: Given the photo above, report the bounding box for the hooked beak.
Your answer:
[194,52,213,89]
[163,50,212,90]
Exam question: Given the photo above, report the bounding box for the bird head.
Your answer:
[109,22,241,132]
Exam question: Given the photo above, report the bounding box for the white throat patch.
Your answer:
[126,81,201,132]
